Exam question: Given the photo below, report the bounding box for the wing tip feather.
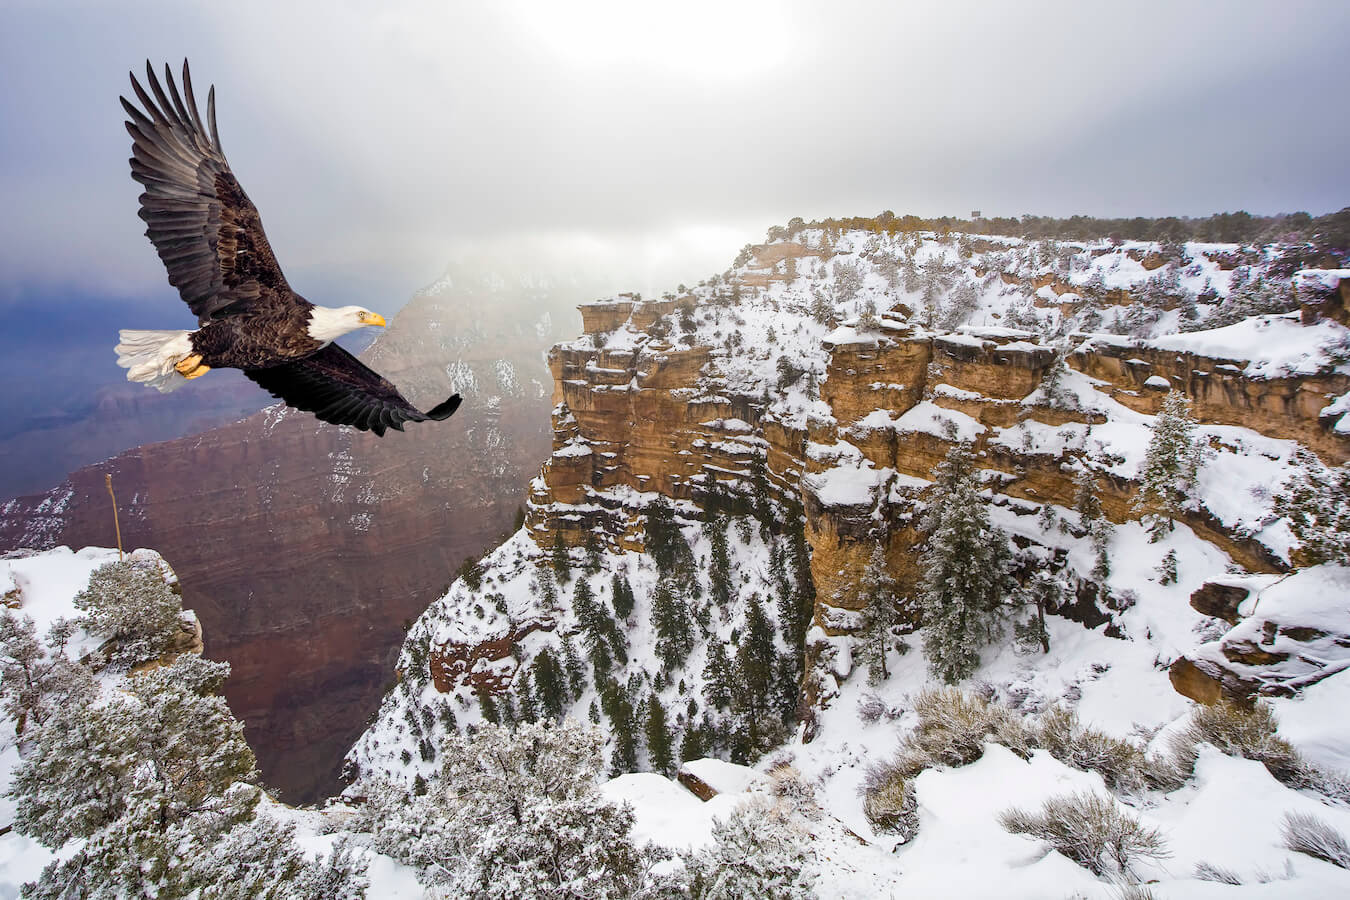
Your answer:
[425,394,463,421]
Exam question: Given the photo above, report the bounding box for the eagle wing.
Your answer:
[122,61,293,325]
[244,344,462,436]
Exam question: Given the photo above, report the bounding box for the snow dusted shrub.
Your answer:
[904,687,1032,772]
[1282,812,1350,868]
[861,768,918,840]
[288,836,369,900]
[999,791,1170,878]
[1033,707,1184,795]
[11,653,355,899]
[191,815,368,900]
[0,611,94,737]
[658,796,816,899]
[768,764,820,820]
[1175,700,1303,784]
[73,559,185,668]
[1193,861,1244,884]
[856,691,899,724]
[354,719,655,898]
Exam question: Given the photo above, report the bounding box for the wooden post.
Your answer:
[105,474,123,561]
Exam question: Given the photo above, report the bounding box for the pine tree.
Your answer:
[855,544,899,684]
[646,498,695,580]
[729,596,779,760]
[705,513,733,608]
[1156,549,1179,585]
[1014,569,1062,654]
[550,532,572,585]
[536,564,558,610]
[651,578,695,673]
[680,718,706,763]
[571,578,615,677]
[355,720,647,898]
[702,643,734,711]
[611,572,636,620]
[531,646,567,721]
[514,676,538,724]
[11,653,359,899]
[1075,469,1114,582]
[606,692,640,775]
[776,502,816,660]
[918,443,1013,684]
[561,636,587,700]
[644,692,676,775]
[583,530,604,573]
[1133,391,1203,540]
[1274,450,1350,566]
[664,798,816,899]
[478,688,500,725]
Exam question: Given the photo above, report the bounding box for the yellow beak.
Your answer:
[361,312,387,327]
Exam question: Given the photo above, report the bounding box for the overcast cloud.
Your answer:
[2,0,1348,312]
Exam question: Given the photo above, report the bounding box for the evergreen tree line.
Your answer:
[766,208,1350,256]
[487,480,816,775]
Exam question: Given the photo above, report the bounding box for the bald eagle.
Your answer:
[114,61,460,436]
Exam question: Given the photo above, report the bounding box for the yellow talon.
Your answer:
[174,353,205,375]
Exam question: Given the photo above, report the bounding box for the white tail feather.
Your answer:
[115,330,195,393]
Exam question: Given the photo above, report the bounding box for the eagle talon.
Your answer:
[174,353,205,375]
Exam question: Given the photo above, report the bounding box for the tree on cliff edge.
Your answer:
[918,443,1013,684]
[856,544,900,684]
[1133,391,1204,540]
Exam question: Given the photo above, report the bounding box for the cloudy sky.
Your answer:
[3,0,1348,316]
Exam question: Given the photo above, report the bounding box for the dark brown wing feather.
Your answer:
[122,60,293,324]
[243,344,461,436]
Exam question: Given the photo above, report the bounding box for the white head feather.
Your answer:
[306,306,387,343]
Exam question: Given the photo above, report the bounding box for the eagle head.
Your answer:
[307,305,388,342]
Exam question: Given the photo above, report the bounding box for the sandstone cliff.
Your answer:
[351,229,1350,786]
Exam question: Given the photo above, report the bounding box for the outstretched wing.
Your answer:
[121,60,293,325]
[244,344,461,436]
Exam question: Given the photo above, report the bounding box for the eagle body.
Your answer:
[190,304,323,370]
[114,61,461,436]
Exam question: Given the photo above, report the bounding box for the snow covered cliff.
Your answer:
[348,224,1350,897]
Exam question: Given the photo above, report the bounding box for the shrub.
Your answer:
[903,688,1032,772]
[861,769,918,840]
[663,796,816,899]
[1034,707,1185,795]
[1176,701,1302,783]
[1193,861,1243,884]
[73,560,183,668]
[1282,812,1350,868]
[999,791,1170,878]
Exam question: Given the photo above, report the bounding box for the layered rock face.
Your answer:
[0,277,566,802]
[514,235,1348,715]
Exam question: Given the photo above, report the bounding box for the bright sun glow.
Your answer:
[504,0,793,80]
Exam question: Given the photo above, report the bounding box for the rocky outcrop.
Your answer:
[1069,337,1350,463]
[0,281,562,802]
[1171,567,1350,704]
